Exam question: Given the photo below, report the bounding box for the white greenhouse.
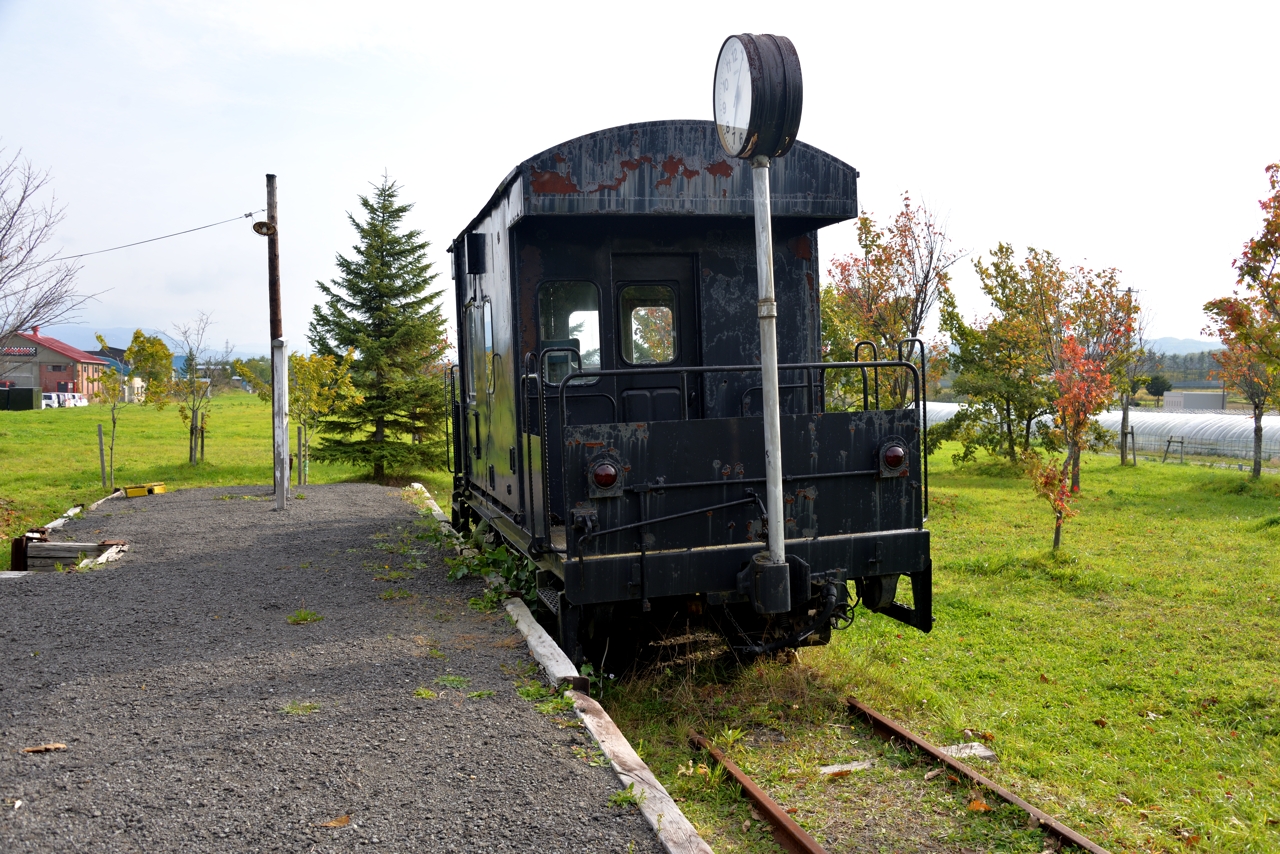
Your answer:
[925,401,1280,463]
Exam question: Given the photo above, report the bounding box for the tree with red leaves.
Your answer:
[1030,334,1114,548]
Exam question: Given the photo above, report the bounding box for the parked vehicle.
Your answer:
[64,392,88,407]
[41,393,58,409]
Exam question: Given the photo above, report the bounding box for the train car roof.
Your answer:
[452,119,858,245]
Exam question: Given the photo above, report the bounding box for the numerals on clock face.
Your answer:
[714,37,752,157]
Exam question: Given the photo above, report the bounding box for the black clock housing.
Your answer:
[715,33,803,159]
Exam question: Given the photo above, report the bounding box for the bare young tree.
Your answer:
[0,147,86,353]
[168,312,234,464]
[1118,299,1155,466]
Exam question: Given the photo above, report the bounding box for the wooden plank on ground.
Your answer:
[27,543,103,559]
[571,690,715,854]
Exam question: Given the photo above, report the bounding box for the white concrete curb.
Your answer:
[88,490,122,511]
[404,483,714,853]
[504,598,584,691]
[42,505,82,531]
[504,596,714,854]
[407,483,450,525]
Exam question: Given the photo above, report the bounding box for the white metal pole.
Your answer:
[751,155,785,566]
[272,337,289,510]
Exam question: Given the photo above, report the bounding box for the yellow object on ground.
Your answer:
[122,483,166,498]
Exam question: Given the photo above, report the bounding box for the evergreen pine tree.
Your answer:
[308,177,448,479]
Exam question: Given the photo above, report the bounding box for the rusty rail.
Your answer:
[688,729,829,854]
[846,698,1112,854]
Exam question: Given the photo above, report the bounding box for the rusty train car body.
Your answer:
[448,120,931,663]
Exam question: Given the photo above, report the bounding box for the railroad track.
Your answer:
[689,698,1111,854]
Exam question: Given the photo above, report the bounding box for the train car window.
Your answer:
[619,284,677,365]
[538,281,600,385]
[482,300,498,395]
[463,303,481,403]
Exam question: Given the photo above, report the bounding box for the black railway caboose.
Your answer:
[448,120,931,664]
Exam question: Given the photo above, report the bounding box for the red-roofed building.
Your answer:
[0,327,108,398]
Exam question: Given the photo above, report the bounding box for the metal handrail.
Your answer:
[897,337,929,519]
[556,359,921,424]
[446,364,459,476]
[854,341,880,410]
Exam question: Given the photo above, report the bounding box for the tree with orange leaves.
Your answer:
[821,194,960,409]
[1229,163,1280,360]
[1202,309,1279,479]
[946,244,1136,487]
[1029,334,1114,548]
[1203,161,1280,479]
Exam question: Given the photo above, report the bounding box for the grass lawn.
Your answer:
[0,393,453,569]
[601,446,1280,854]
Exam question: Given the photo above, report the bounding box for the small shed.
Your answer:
[1163,391,1227,411]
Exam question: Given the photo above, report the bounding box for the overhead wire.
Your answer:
[50,209,266,262]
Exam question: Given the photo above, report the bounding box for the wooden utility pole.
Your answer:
[267,176,283,343]
[266,174,288,510]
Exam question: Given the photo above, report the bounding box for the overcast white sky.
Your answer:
[3,0,1277,355]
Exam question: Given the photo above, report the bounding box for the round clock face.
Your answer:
[714,36,753,158]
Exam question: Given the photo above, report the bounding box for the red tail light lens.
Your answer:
[883,444,906,469]
[592,462,619,489]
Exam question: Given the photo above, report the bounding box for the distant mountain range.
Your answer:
[1147,337,1224,355]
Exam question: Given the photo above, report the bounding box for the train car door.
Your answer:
[610,254,700,422]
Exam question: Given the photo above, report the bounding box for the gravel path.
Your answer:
[0,484,662,853]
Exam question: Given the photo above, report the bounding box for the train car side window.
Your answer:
[619,284,677,365]
[538,281,600,385]
[464,302,481,403]
[483,300,497,395]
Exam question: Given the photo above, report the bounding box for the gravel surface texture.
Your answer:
[0,484,662,853]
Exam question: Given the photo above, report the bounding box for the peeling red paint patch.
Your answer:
[591,155,653,192]
[554,153,567,163]
[788,235,813,260]
[806,271,815,288]
[655,155,685,188]
[653,156,701,187]
[706,160,734,179]
[531,168,581,194]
